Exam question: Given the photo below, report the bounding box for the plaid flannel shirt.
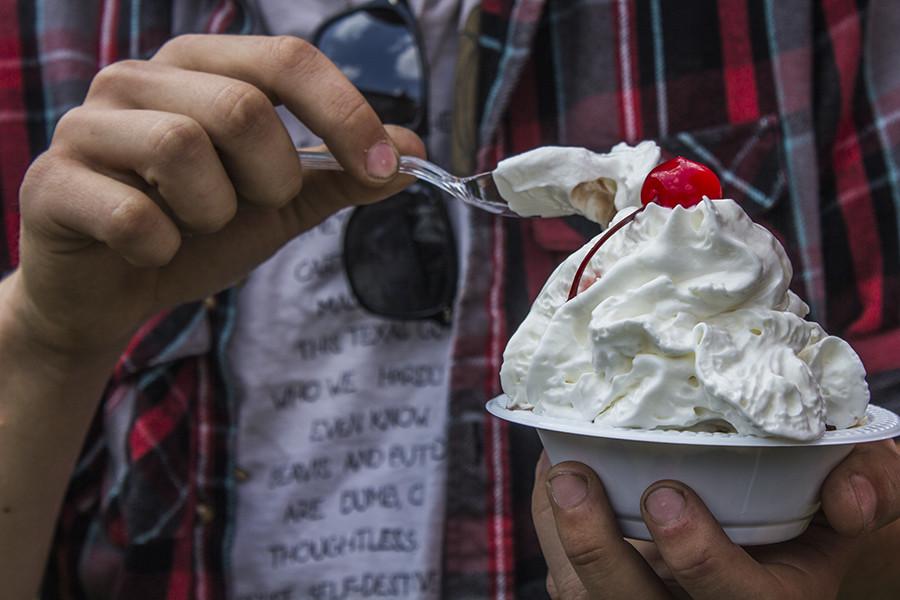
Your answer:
[1,1,898,598]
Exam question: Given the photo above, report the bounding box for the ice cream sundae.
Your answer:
[487,142,898,543]
[496,142,868,442]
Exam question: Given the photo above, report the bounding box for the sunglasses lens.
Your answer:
[317,7,425,127]
[344,187,456,320]
[317,4,454,323]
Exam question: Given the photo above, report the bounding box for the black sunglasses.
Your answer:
[314,0,457,325]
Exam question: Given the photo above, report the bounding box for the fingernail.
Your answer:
[366,141,398,179]
[850,474,877,528]
[548,472,588,509]
[644,486,685,525]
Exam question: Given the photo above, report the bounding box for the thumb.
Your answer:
[541,460,669,599]
[821,440,900,536]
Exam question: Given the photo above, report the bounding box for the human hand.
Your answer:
[11,34,424,356]
[532,440,900,599]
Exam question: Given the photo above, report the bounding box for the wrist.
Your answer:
[0,271,127,371]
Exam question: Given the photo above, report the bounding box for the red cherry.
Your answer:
[640,156,722,208]
[568,157,721,300]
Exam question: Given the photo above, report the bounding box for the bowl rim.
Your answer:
[486,395,900,447]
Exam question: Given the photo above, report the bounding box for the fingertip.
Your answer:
[328,126,422,190]
[822,472,873,537]
[850,474,878,530]
[820,441,900,536]
[545,461,603,509]
[541,466,671,598]
[640,481,765,597]
[641,482,687,529]
[365,140,399,181]
[640,480,716,543]
[384,124,426,158]
[547,470,589,511]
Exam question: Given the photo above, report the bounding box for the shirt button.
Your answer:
[203,296,217,311]
[196,503,215,524]
[234,467,250,482]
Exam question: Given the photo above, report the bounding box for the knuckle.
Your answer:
[565,544,613,574]
[149,116,208,164]
[666,547,719,584]
[268,36,320,74]
[154,34,198,60]
[107,193,157,245]
[88,59,144,98]
[330,92,370,130]
[52,106,87,142]
[19,151,64,215]
[24,150,63,185]
[212,82,272,140]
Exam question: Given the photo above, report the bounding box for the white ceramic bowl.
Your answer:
[487,395,900,545]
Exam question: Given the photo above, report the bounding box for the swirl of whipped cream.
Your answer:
[500,199,869,441]
[493,141,660,225]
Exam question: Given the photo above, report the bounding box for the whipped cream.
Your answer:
[493,141,660,225]
[500,199,869,441]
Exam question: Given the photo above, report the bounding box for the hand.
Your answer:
[11,34,424,356]
[532,440,900,599]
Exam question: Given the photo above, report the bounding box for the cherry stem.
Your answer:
[567,205,647,301]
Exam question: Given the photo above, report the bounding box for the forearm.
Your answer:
[0,272,122,598]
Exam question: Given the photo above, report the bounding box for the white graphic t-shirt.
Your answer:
[227,2,473,599]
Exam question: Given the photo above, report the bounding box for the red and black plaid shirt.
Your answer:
[0,1,898,598]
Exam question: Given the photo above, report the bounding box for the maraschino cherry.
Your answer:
[567,156,722,300]
[640,156,722,208]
